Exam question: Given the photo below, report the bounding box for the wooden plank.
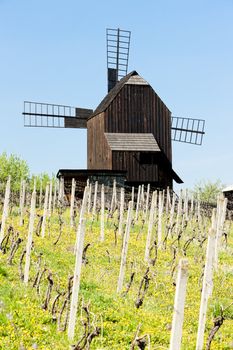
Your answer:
[75,108,93,118]
[64,117,87,129]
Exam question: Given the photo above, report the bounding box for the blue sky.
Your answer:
[0,0,233,189]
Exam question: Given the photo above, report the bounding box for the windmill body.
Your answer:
[22,28,205,193]
[87,70,182,188]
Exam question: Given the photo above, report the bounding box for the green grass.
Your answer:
[0,209,232,349]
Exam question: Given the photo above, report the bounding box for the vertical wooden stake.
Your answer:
[169,259,189,350]
[24,190,36,284]
[53,180,57,212]
[41,184,49,238]
[144,184,150,221]
[184,189,189,221]
[33,178,36,192]
[197,193,201,227]
[162,189,165,209]
[58,177,64,206]
[74,186,89,254]
[190,194,194,219]
[100,184,105,241]
[131,186,135,207]
[168,193,176,237]
[196,210,216,350]
[70,178,76,228]
[141,184,145,209]
[135,185,141,222]
[39,177,43,209]
[92,181,98,217]
[214,196,227,269]
[117,201,133,293]
[68,214,87,340]
[157,191,163,247]
[0,176,11,246]
[166,186,171,215]
[19,179,26,226]
[87,182,92,214]
[118,187,125,236]
[110,179,117,214]
[48,180,53,217]
[175,190,182,236]
[145,191,156,263]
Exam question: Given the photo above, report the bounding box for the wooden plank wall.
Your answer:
[87,113,112,169]
[112,151,172,187]
[87,82,173,187]
[112,151,158,183]
[105,84,172,161]
[105,83,172,185]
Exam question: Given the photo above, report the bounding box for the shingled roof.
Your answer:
[105,133,161,152]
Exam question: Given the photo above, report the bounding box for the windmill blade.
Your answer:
[22,101,93,129]
[171,116,205,145]
[106,28,131,92]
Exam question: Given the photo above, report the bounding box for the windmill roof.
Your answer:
[105,133,161,152]
[222,185,233,193]
[90,71,147,119]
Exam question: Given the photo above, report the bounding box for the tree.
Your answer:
[29,173,56,192]
[0,152,29,191]
[192,179,224,204]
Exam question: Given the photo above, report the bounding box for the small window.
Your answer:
[140,153,154,164]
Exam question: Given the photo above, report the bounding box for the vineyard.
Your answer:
[0,177,232,350]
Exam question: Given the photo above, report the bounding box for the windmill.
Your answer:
[22,28,205,191]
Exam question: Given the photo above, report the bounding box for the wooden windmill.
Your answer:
[23,28,205,191]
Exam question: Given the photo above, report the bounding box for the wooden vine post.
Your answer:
[67,186,88,341]
[214,195,227,269]
[19,179,26,226]
[197,193,201,226]
[24,190,37,284]
[168,193,176,237]
[48,180,53,217]
[0,176,11,246]
[144,184,150,221]
[52,180,57,212]
[184,189,189,221]
[190,194,194,219]
[87,182,92,214]
[157,191,163,247]
[39,177,43,209]
[58,177,64,205]
[131,186,135,206]
[100,184,105,241]
[195,210,216,350]
[144,191,156,263]
[175,190,182,236]
[41,184,49,238]
[141,184,145,211]
[166,186,171,215]
[169,259,189,350]
[70,178,76,228]
[74,186,89,254]
[110,179,117,214]
[92,181,98,217]
[118,187,125,236]
[135,185,141,222]
[117,201,133,293]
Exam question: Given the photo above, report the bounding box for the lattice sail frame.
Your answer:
[23,101,93,129]
[171,116,205,145]
[107,28,131,91]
